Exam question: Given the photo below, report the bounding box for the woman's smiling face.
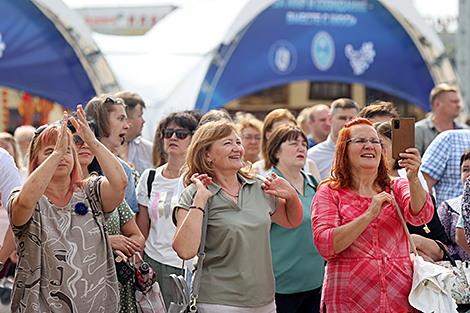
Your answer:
[206,130,245,173]
[347,124,382,172]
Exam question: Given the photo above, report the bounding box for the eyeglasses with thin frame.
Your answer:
[162,129,192,140]
[347,137,383,145]
[242,135,261,141]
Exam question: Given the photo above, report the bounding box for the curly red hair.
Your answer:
[321,118,391,191]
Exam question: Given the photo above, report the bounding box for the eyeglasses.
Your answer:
[242,135,261,141]
[162,129,192,140]
[347,137,383,145]
[73,134,85,147]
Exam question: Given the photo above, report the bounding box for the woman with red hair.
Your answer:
[311,118,433,312]
[7,107,127,313]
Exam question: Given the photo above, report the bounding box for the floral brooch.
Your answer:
[74,202,88,215]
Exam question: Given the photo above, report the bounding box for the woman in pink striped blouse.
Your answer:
[311,118,434,313]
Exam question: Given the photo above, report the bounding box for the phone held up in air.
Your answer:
[391,117,415,160]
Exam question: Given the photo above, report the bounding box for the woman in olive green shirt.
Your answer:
[173,120,303,312]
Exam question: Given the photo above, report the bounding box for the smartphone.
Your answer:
[391,118,415,159]
[113,251,135,285]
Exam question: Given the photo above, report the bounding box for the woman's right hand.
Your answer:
[366,191,394,220]
[53,111,71,157]
[190,173,213,201]
[70,105,97,145]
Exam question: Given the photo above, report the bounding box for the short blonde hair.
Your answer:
[182,120,255,186]
[430,83,458,110]
[296,107,312,134]
[235,112,263,135]
[0,132,23,168]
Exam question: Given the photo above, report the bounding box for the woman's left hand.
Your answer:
[398,148,421,181]
[262,172,295,200]
[70,105,96,145]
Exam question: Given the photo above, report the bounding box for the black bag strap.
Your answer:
[189,203,209,309]
[147,169,156,199]
[435,240,457,267]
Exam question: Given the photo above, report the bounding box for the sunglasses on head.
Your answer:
[162,129,192,140]
[104,96,118,104]
[34,123,61,136]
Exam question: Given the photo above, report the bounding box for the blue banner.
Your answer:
[196,0,434,113]
[0,0,96,109]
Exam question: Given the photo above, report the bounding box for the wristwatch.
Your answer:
[0,261,3,271]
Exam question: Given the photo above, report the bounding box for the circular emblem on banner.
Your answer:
[311,31,335,71]
[268,40,298,75]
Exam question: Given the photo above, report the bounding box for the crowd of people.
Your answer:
[0,83,470,312]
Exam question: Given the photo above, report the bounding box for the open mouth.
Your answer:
[118,134,126,145]
[361,153,375,158]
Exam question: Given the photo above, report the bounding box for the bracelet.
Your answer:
[190,205,205,214]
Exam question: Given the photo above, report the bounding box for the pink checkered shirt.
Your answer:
[312,178,433,313]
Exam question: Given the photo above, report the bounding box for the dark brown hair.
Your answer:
[267,124,307,167]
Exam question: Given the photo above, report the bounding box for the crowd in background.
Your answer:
[0,83,470,312]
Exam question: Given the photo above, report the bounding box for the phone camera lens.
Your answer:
[394,120,400,129]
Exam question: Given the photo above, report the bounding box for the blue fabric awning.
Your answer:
[0,0,97,109]
[195,0,435,113]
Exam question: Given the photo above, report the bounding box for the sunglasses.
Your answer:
[162,129,192,140]
[34,123,61,135]
[104,96,118,104]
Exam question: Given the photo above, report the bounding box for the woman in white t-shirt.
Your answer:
[135,112,198,309]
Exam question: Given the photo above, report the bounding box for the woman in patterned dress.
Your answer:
[311,118,434,313]
[8,107,127,312]
[69,114,145,313]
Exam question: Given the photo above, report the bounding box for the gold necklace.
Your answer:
[222,181,241,198]
[222,188,239,198]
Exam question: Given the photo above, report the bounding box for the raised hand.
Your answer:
[261,172,296,200]
[190,173,213,201]
[53,111,71,157]
[398,148,421,181]
[70,105,96,145]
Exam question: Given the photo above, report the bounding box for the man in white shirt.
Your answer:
[307,98,359,180]
[0,147,21,273]
[115,91,153,174]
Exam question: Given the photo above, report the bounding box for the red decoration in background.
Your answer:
[36,97,54,125]
[2,89,8,128]
[18,92,36,126]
